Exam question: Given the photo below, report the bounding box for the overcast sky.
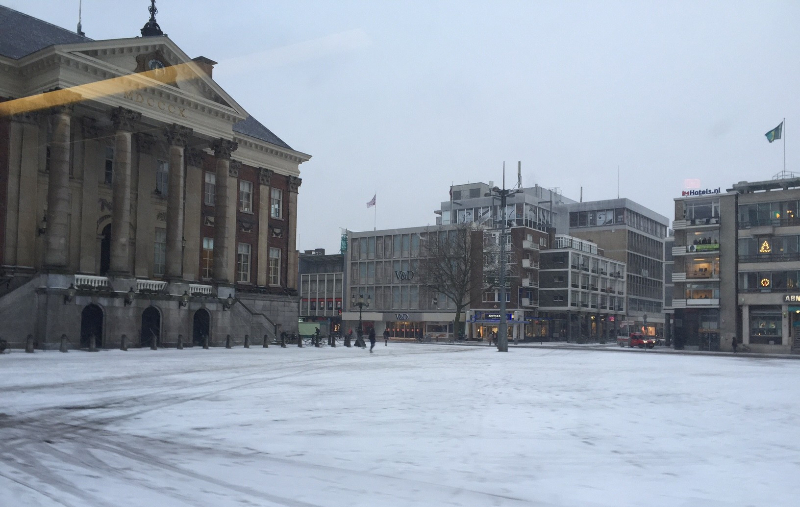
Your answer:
[9,0,800,252]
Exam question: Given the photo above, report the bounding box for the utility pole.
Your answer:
[487,168,519,352]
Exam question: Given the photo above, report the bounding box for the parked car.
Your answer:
[617,332,656,349]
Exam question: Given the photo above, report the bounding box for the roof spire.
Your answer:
[140,0,164,37]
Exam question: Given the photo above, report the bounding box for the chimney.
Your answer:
[192,56,217,78]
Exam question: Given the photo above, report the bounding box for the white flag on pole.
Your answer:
[366,194,376,208]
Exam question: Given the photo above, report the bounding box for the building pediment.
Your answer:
[1,37,249,140]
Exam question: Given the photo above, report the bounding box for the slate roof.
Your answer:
[0,6,92,59]
[233,115,292,150]
[0,6,295,152]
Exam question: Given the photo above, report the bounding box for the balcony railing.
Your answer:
[189,283,213,295]
[522,240,540,251]
[137,279,167,292]
[75,275,110,289]
[740,253,800,263]
[739,217,800,229]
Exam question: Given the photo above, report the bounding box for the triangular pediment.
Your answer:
[61,37,246,118]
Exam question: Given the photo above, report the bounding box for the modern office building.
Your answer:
[538,235,627,341]
[673,175,800,353]
[342,226,460,340]
[663,232,675,345]
[0,6,310,349]
[298,249,344,336]
[567,199,669,337]
[438,183,668,339]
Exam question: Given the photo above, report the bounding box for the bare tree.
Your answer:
[418,223,495,338]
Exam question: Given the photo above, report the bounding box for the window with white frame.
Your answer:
[239,180,253,213]
[270,188,282,218]
[269,247,281,285]
[156,160,169,196]
[204,172,215,206]
[154,228,167,276]
[201,237,213,279]
[237,243,251,282]
[104,146,114,184]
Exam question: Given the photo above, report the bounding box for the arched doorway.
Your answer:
[100,224,111,275]
[80,304,104,349]
[192,308,210,346]
[141,307,161,348]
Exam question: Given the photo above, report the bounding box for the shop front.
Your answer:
[468,310,527,342]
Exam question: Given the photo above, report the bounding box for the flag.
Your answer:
[765,122,783,143]
[366,194,376,208]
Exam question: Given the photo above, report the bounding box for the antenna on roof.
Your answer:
[77,0,85,36]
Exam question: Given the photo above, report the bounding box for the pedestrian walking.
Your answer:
[369,328,376,353]
[383,328,390,346]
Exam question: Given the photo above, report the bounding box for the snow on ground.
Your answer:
[1,344,798,507]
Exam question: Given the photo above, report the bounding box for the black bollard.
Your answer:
[150,336,157,350]
[203,334,209,349]
[226,334,232,349]
[263,334,269,348]
[345,333,351,347]
[244,335,250,348]
[60,334,68,353]
[280,332,286,348]
[331,335,336,348]
[177,334,183,350]
[120,334,128,351]
[297,333,303,348]
[89,333,97,352]
[25,334,34,353]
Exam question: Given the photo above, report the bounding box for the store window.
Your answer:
[750,306,782,345]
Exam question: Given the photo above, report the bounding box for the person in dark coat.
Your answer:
[369,328,376,353]
[383,328,390,346]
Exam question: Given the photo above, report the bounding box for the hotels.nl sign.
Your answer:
[681,188,721,197]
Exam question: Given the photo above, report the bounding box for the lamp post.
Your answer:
[486,182,521,352]
[351,293,370,347]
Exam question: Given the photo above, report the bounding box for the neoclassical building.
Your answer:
[0,6,310,349]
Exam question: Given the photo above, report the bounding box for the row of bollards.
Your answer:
[5,333,350,352]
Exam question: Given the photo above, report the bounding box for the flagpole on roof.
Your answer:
[374,192,377,231]
[784,118,786,174]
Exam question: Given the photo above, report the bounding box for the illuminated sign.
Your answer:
[761,278,771,287]
[681,187,721,197]
[784,295,800,302]
[760,240,772,254]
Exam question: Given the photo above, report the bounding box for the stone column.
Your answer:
[164,124,192,279]
[257,167,273,287]
[5,113,39,268]
[108,107,141,275]
[741,305,749,345]
[182,148,204,280]
[212,139,238,284]
[286,176,302,290]
[44,104,75,269]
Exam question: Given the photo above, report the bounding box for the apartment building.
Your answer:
[538,235,627,341]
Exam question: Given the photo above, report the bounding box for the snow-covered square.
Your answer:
[1,344,798,507]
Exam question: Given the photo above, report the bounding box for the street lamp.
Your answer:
[351,293,370,346]
[486,182,521,352]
